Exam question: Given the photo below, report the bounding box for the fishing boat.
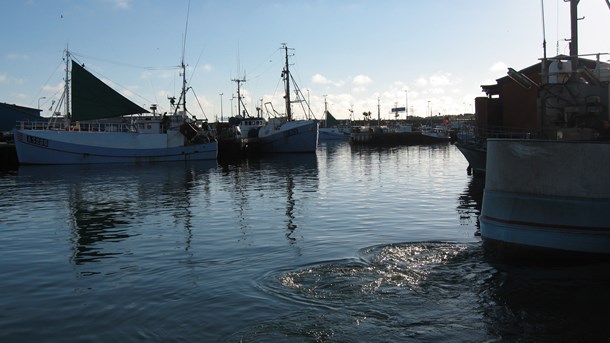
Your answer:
[319,111,350,141]
[319,98,349,141]
[319,126,349,141]
[13,51,217,165]
[421,124,451,142]
[257,44,319,153]
[236,116,266,140]
[217,76,266,158]
[480,0,610,259]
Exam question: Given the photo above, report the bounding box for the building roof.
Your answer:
[0,102,43,132]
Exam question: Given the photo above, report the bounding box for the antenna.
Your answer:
[177,0,191,114]
[540,0,548,83]
[232,76,247,117]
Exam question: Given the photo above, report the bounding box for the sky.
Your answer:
[1,0,609,121]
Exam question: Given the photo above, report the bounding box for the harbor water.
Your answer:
[1,142,608,342]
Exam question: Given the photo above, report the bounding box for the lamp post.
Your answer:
[230,96,234,117]
[404,90,408,120]
[219,93,224,122]
[306,89,312,118]
[38,96,46,111]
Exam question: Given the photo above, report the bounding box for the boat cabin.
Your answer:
[135,118,162,134]
[475,55,610,139]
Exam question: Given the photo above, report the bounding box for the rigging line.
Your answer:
[32,59,64,108]
[70,51,179,70]
[189,87,207,120]
[182,0,191,65]
[247,48,282,79]
[187,45,207,87]
[290,74,316,120]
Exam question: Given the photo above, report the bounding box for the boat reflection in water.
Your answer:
[17,161,217,270]
[457,175,484,232]
[479,259,610,342]
[218,152,319,245]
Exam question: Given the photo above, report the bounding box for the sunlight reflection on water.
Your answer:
[4,143,604,342]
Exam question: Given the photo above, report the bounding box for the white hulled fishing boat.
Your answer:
[257,44,319,153]
[13,51,217,165]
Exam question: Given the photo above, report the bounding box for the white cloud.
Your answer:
[311,73,344,87]
[352,75,372,85]
[102,0,131,9]
[157,90,170,100]
[141,70,174,80]
[480,78,497,86]
[414,72,461,89]
[490,61,507,72]
[428,87,445,95]
[429,73,453,87]
[43,82,63,93]
[202,64,212,72]
[0,74,7,84]
[115,0,130,9]
[312,73,331,85]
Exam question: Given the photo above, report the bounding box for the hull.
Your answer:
[421,132,450,142]
[480,139,610,257]
[319,128,349,141]
[455,141,486,174]
[258,120,319,153]
[14,129,217,164]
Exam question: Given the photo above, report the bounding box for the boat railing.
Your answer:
[456,125,543,145]
[16,120,134,133]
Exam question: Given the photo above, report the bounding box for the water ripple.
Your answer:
[249,241,493,342]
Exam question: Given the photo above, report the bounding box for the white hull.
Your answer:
[480,139,610,256]
[258,120,319,153]
[14,128,217,164]
[319,127,349,141]
[421,131,450,141]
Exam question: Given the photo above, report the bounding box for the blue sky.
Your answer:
[1,0,609,120]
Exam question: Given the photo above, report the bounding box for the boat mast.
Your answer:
[180,1,190,115]
[282,43,292,121]
[569,0,579,69]
[232,76,246,117]
[64,47,70,118]
[181,58,187,113]
[377,97,381,126]
[324,94,328,128]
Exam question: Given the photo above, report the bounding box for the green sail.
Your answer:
[71,61,149,121]
[325,110,339,127]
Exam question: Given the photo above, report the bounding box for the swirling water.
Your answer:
[1,142,608,342]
